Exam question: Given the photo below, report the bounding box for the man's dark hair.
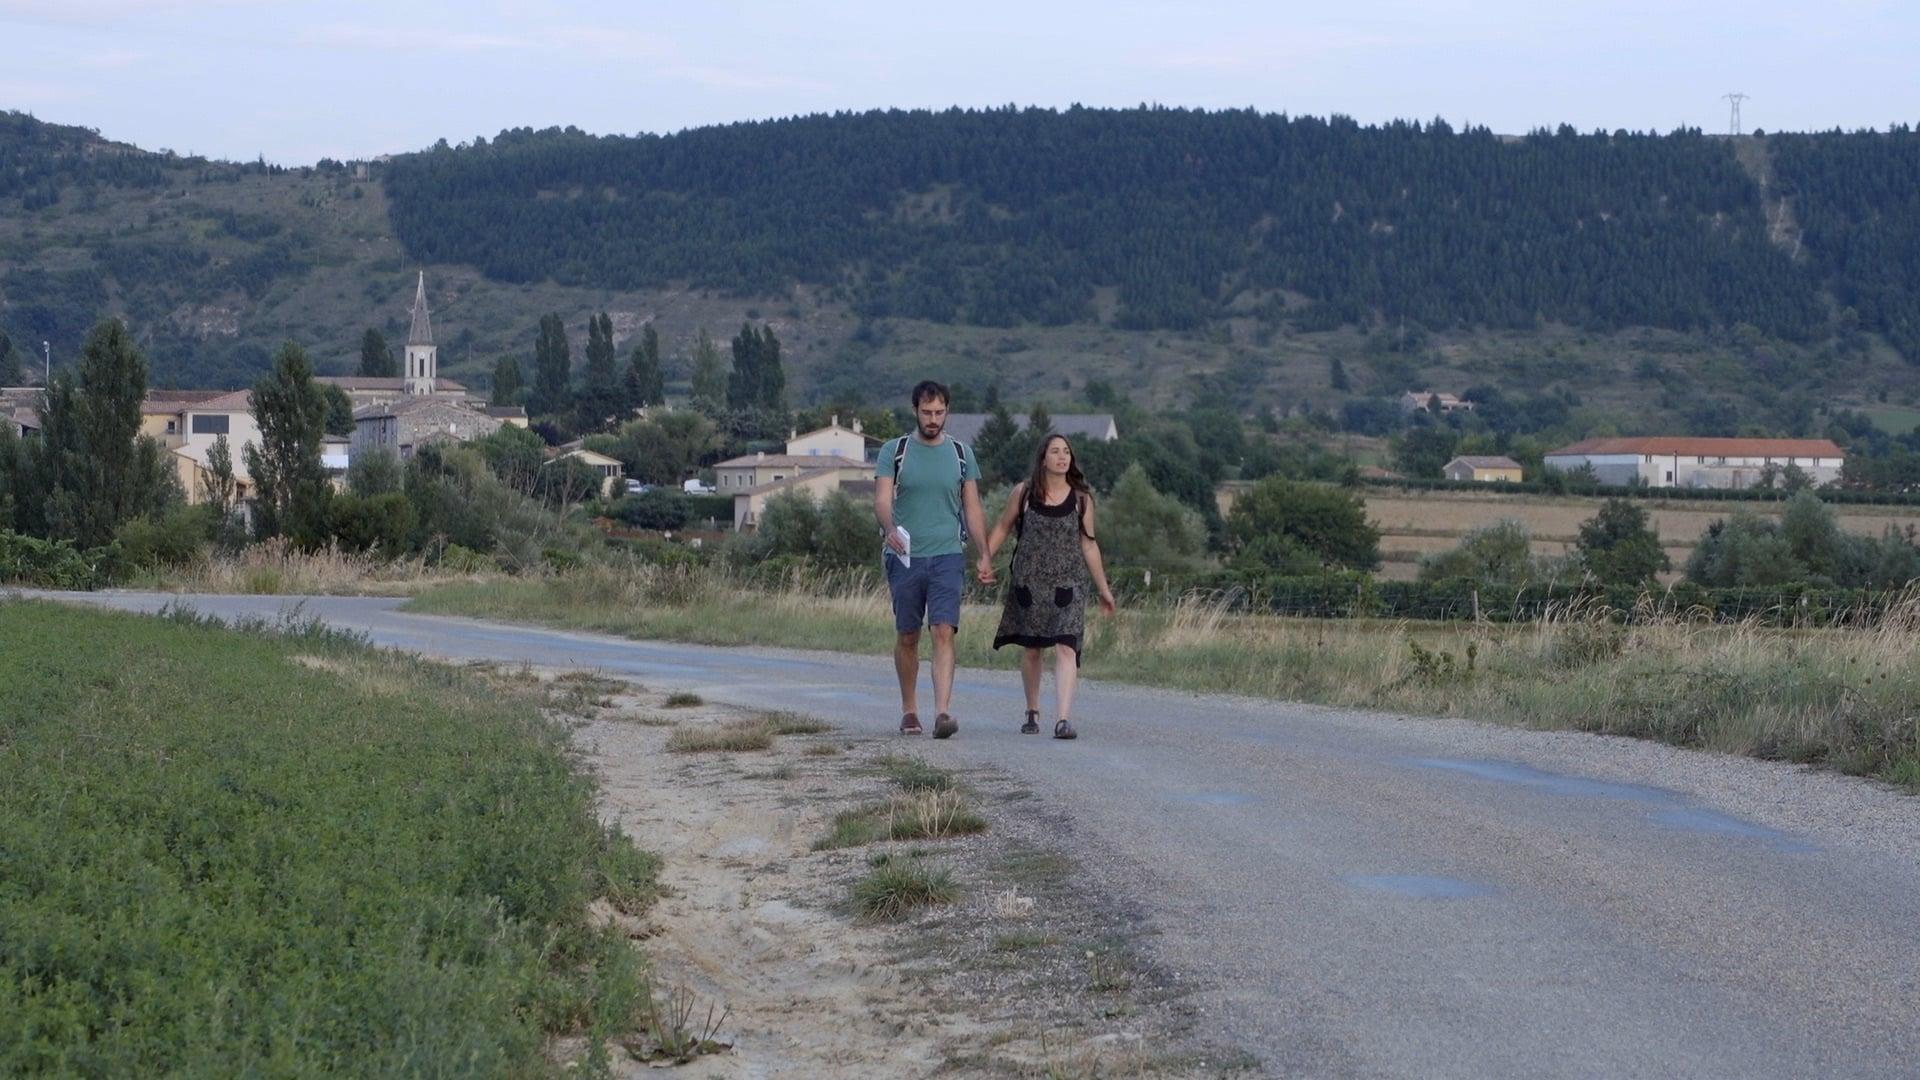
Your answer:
[910,380,950,408]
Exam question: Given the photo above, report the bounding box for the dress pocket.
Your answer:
[1053,586,1074,609]
[1015,586,1033,608]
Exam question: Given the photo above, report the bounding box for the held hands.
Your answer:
[975,555,997,585]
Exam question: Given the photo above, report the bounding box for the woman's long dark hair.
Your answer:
[1025,433,1095,539]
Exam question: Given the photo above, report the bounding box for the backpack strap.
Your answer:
[891,436,971,493]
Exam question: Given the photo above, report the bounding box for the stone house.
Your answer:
[1543,437,1845,489]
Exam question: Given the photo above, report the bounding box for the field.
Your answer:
[407,562,1920,791]
[0,601,658,1076]
[1348,487,1920,581]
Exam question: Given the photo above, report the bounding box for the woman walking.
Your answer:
[984,434,1117,740]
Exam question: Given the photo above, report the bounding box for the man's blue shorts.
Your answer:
[884,552,964,634]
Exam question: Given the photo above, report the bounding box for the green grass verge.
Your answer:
[0,600,658,1076]
[851,858,959,920]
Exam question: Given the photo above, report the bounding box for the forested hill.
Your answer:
[384,108,1919,358]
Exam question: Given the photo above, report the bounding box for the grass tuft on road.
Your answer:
[852,857,959,920]
[0,600,656,1076]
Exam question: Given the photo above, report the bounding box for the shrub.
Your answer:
[0,530,109,588]
[114,504,214,570]
[326,491,416,555]
[1226,477,1380,572]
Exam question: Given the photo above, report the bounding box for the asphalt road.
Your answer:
[19,590,1920,1079]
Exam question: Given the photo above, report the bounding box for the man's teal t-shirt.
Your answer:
[876,435,982,558]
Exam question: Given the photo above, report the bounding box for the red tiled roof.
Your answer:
[1546,437,1844,458]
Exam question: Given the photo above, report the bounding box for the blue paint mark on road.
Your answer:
[1408,758,1667,803]
[1347,874,1494,899]
[1406,757,1817,853]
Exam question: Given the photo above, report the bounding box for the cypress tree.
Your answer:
[358,328,396,378]
[0,331,21,386]
[689,328,726,414]
[245,341,331,546]
[577,312,620,431]
[36,319,171,548]
[491,356,524,406]
[530,314,571,418]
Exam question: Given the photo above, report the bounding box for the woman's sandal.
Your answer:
[1021,710,1040,735]
[1053,718,1077,740]
[900,712,923,736]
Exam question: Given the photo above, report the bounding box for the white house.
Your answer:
[713,451,865,493]
[556,448,625,498]
[731,466,872,530]
[139,389,262,502]
[1543,437,1845,490]
[786,415,877,461]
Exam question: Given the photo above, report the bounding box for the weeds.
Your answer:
[852,857,959,919]
[667,719,776,753]
[663,691,704,708]
[878,753,958,792]
[815,790,988,850]
[625,983,732,1064]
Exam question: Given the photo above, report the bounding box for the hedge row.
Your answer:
[0,532,114,590]
[1114,568,1917,627]
[1361,477,1920,506]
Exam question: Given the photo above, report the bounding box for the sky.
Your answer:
[3,0,1916,164]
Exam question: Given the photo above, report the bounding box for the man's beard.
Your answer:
[919,420,943,439]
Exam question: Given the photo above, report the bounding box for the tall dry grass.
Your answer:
[132,538,506,596]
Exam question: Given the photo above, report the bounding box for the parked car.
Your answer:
[624,479,651,495]
[681,479,716,495]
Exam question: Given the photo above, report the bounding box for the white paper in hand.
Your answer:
[894,526,911,568]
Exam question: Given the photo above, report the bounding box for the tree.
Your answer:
[35,319,173,548]
[1576,499,1669,585]
[689,328,727,414]
[1097,464,1209,573]
[491,356,523,406]
[607,410,719,486]
[1418,520,1570,586]
[530,314,571,418]
[973,403,1024,485]
[1225,478,1380,572]
[245,341,331,546]
[358,328,396,378]
[200,434,246,551]
[322,383,356,436]
[0,330,21,385]
[1328,354,1349,392]
[1392,426,1459,479]
[576,312,621,432]
[625,322,665,410]
[727,322,786,412]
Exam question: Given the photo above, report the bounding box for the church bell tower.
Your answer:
[403,271,436,396]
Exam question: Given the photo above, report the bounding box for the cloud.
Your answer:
[0,0,249,24]
[294,20,669,61]
[655,64,829,92]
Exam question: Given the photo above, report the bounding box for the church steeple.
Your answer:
[403,271,437,395]
[407,271,433,346]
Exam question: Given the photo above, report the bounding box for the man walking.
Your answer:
[873,380,993,738]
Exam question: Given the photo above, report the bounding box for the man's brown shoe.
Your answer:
[933,713,959,739]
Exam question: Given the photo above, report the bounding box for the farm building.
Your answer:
[1444,456,1524,483]
[1543,437,1844,490]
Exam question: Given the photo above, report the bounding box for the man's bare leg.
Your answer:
[895,629,921,717]
[931,623,957,717]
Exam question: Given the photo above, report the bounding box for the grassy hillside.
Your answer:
[2,109,1916,438]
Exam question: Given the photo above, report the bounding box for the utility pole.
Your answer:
[42,341,50,386]
[1723,92,1749,136]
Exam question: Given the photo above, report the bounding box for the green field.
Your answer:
[0,601,657,1077]
[1862,404,1920,436]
